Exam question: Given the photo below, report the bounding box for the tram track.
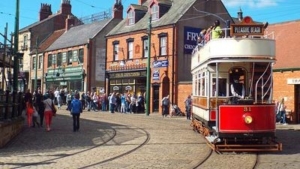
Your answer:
[9,125,150,169]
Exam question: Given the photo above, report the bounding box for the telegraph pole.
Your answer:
[13,0,20,92]
[145,15,152,116]
[1,23,8,90]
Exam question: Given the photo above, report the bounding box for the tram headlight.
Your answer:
[244,115,253,124]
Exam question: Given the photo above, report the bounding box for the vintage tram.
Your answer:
[190,16,282,152]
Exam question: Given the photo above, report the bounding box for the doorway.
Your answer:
[152,84,160,112]
[294,85,300,123]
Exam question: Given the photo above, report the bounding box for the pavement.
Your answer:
[0,105,299,169]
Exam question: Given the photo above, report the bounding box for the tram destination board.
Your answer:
[230,24,264,36]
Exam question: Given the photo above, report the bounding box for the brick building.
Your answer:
[18,0,81,92]
[266,20,300,123]
[43,1,123,92]
[106,0,233,113]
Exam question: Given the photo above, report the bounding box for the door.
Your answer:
[295,85,300,123]
[153,85,160,112]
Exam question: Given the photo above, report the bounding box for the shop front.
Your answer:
[108,70,147,96]
[45,66,84,92]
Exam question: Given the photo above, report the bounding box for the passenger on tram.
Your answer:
[204,26,213,43]
[197,29,206,47]
[230,76,245,103]
[211,20,223,39]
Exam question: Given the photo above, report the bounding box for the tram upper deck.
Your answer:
[191,37,275,71]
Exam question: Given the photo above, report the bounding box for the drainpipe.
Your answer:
[87,38,92,91]
[105,38,108,95]
[172,24,176,104]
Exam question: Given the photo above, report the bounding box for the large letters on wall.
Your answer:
[184,27,201,54]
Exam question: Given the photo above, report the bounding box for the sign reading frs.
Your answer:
[184,26,201,54]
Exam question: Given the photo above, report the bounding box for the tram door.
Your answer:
[152,85,160,112]
[295,85,300,123]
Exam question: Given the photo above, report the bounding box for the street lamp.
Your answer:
[145,15,152,116]
[13,0,20,92]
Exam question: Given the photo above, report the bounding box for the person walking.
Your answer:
[26,99,34,127]
[120,93,126,113]
[109,92,116,113]
[43,94,55,132]
[184,95,192,120]
[69,93,83,132]
[161,95,170,117]
[35,88,45,127]
[278,98,288,125]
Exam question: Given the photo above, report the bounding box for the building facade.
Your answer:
[266,20,300,123]
[18,0,81,92]
[44,1,123,92]
[106,0,233,113]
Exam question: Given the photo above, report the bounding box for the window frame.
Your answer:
[141,36,149,58]
[127,10,135,25]
[32,56,36,70]
[57,52,62,67]
[151,4,159,21]
[38,55,43,69]
[48,54,52,68]
[158,33,167,56]
[78,48,84,64]
[67,51,72,65]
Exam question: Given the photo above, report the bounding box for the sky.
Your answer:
[1,0,300,42]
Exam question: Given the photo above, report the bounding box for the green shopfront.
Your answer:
[45,66,85,91]
[108,70,146,95]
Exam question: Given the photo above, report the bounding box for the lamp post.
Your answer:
[34,37,39,91]
[13,0,20,92]
[145,15,152,116]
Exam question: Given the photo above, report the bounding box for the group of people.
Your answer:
[24,88,84,132]
[107,92,145,114]
[161,94,192,120]
[197,20,223,47]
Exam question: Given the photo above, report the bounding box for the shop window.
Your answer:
[110,79,116,85]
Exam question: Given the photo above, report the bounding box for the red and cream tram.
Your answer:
[190,16,282,152]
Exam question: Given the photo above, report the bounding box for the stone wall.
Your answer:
[0,117,24,148]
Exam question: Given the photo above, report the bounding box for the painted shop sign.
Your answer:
[153,70,160,80]
[113,86,119,91]
[184,26,201,54]
[287,78,300,84]
[110,71,147,78]
[153,60,168,68]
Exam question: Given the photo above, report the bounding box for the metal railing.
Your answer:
[0,91,24,121]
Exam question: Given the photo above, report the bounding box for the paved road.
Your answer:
[1,106,300,169]
[0,106,208,169]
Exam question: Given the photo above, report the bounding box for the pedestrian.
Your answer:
[120,93,126,113]
[43,94,55,131]
[70,93,83,132]
[184,95,192,120]
[35,88,45,127]
[109,92,117,113]
[278,98,288,125]
[161,95,170,117]
[130,94,137,114]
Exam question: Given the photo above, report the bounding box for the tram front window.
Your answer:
[212,78,227,97]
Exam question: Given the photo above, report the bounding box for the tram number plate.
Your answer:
[243,107,251,112]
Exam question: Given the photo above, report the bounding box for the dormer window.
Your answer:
[151,4,159,21]
[128,10,135,25]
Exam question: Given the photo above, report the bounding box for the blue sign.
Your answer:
[153,60,168,68]
[184,27,201,54]
[152,70,160,80]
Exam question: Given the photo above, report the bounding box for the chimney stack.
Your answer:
[61,0,72,15]
[113,0,124,19]
[138,0,147,5]
[65,15,75,31]
[39,3,52,21]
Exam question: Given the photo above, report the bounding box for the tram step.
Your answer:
[206,135,220,143]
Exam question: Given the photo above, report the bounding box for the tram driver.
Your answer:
[230,75,245,104]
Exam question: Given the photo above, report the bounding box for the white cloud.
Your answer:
[222,0,280,8]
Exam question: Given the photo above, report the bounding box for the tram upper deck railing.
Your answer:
[191,36,276,70]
